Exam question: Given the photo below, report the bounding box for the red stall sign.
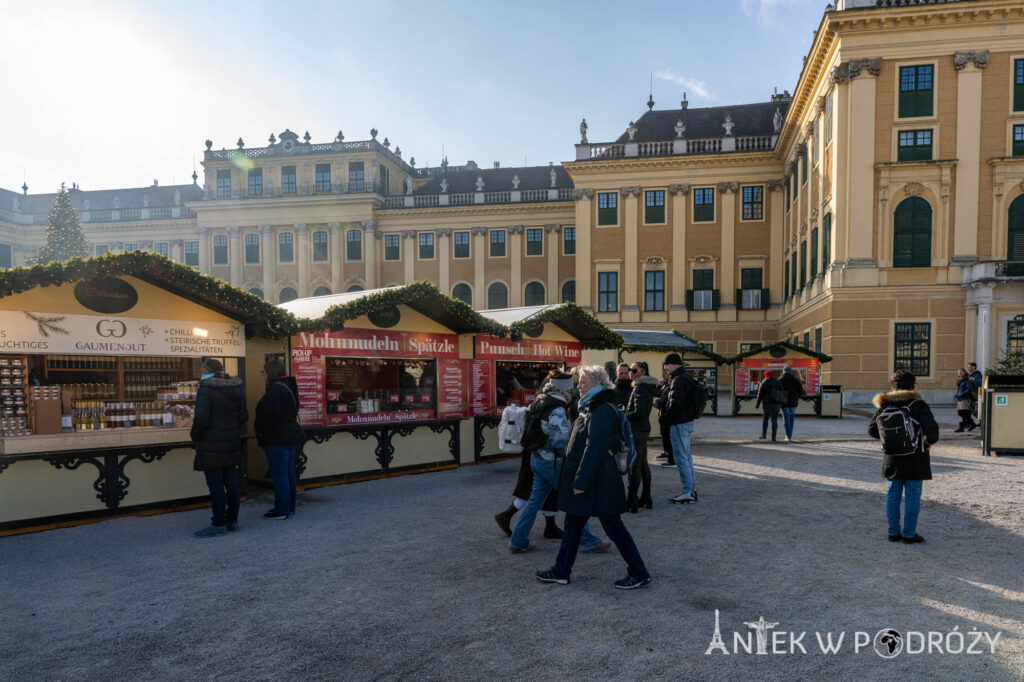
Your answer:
[469,359,495,416]
[292,353,326,426]
[474,336,581,364]
[292,327,459,359]
[437,358,465,419]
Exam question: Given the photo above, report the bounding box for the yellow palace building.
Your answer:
[2,0,1023,403]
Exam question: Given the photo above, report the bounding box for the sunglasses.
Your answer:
[628,368,639,373]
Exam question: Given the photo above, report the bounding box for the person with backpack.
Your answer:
[535,365,650,589]
[494,371,565,540]
[254,358,304,520]
[663,353,705,504]
[190,359,248,538]
[778,366,804,442]
[868,369,939,544]
[954,368,979,433]
[625,361,657,512]
[755,370,784,442]
[508,372,609,554]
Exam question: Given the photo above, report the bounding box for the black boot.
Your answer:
[494,504,517,537]
[543,515,563,539]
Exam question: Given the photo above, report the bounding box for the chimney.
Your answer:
[493,161,500,168]
[153,179,159,187]
[681,92,688,110]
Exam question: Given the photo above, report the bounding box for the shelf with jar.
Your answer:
[0,356,29,433]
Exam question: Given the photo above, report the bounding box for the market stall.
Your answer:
[607,329,726,416]
[271,282,503,483]
[0,253,295,534]
[730,342,832,416]
[471,304,621,461]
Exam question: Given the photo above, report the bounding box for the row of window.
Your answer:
[450,280,574,309]
[784,214,833,299]
[785,91,831,213]
[595,187,763,226]
[217,161,392,198]
[594,268,769,313]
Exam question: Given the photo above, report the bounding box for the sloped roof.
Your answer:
[0,184,204,214]
[480,304,622,349]
[614,101,788,143]
[616,329,701,348]
[414,165,573,195]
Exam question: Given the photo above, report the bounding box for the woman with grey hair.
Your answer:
[536,365,651,589]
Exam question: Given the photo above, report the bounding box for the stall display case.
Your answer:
[730,342,833,416]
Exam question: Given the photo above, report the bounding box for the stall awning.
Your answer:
[480,304,623,349]
[281,281,505,336]
[615,328,727,364]
[728,341,833,365]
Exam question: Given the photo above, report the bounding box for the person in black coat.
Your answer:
[624,361,658,512]
[190,358,248,538]
[612,363,633,407]
[535,365,651,590]
[954,368,979,432]
[254,358,304,520]
[755,370,783,442]
[868,369,939,544]
[778,366,804,442]
[653,373,674,466]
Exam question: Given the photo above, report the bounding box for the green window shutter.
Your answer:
[686,290,694,310]
[711,289,720,311]
[894,197,932,268]
[784,261,790,299]
[912,207,932,267]
[899,90,916,118]
[736,289,743,307]
[1009,196,1024,260]
[916,89,933,118]
[760,288,771,310]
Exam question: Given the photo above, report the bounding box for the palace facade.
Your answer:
[2,0,1024,401]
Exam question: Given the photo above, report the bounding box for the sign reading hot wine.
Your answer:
[474,336,582,363]
[291,328,459,359]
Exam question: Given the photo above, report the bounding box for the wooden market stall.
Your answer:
[267,282,504,484]
[730,342,832,416]
[471,303,621,461]
[611,329,727,416]
[0,253,295,534]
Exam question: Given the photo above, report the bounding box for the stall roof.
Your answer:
[282,281,506,336]
[729,341,833,365]
[615,328,728,364]
[480,303,623,349]
[0,252,298,337]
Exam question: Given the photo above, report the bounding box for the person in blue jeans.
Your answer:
[868,369,939,544]
[778,366,804,442]
[662,353,699,504]
[535,366,650,590]
[509,372,608,554]
[254,359,304,520]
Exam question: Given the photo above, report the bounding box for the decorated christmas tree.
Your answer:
[34,184,90,264]
[987,348,1024,376]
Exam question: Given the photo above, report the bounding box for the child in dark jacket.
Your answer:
[868,369,939,544]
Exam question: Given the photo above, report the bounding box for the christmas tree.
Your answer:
[987,348,1024,376]
[33,184,90,264]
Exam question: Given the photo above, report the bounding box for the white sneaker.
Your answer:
[784,436,791,442]
[670,492,697,504]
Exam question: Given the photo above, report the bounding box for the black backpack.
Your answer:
[673,374,707,422]
[520,396,561,454]
[877,402,922,456]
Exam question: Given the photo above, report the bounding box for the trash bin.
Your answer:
[981,374,1024,456]
[820,385,843,418]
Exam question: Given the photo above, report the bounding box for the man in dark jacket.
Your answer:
[868,369,939,544]
[778,366,804,442]
[613,363,633,407]
[663,353,699,504]
[190,358,248,538]
[254,359,304,520]
[625,361,658,512]
[535,365,651,590]
[755,370,783,442]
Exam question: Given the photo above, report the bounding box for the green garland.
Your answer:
[311,281,506,335]
[671,330,729,365]
[506,302,623,350]
[0,252,299,338]
[618,330,727,365]
[727,340,833,365]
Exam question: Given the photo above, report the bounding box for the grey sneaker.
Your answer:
[535,569,570,585]
[670,492,697,504]
[615,574,652,590]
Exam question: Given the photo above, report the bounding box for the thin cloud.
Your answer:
[740,0,801,26]
[654,70,715,103]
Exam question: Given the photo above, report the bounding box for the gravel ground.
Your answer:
[1,413,1021,681]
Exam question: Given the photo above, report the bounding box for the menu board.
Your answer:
[735,368,750,396]
[805,367,821,395]
[293,352,325,426]
[469,359,494,416]
[437,358,465,419]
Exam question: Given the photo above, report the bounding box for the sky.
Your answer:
[0,0,827,194]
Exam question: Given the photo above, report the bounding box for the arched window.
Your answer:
[524,281,545,306]
[248,287,264,299]
[346,285,364,293]
[561,280,576,303]
[279,287,298,303]
[487,282,508,309]
[893,197,932,268]
[313,286,332,297]
[452,283,472,306]
[1009,195,1024,260]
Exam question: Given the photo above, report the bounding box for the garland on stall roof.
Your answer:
[506,303,623,350]
[727,340,833,365]
[618,332,728,365]
[0,252,299,338]
[671,330,730,365]
[310,281,507,335]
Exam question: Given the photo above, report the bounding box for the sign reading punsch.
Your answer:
[474,336,581,363]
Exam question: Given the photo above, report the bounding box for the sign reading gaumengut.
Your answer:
[0,310,245,357]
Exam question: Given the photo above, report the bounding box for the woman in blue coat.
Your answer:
[535,365,651,590]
